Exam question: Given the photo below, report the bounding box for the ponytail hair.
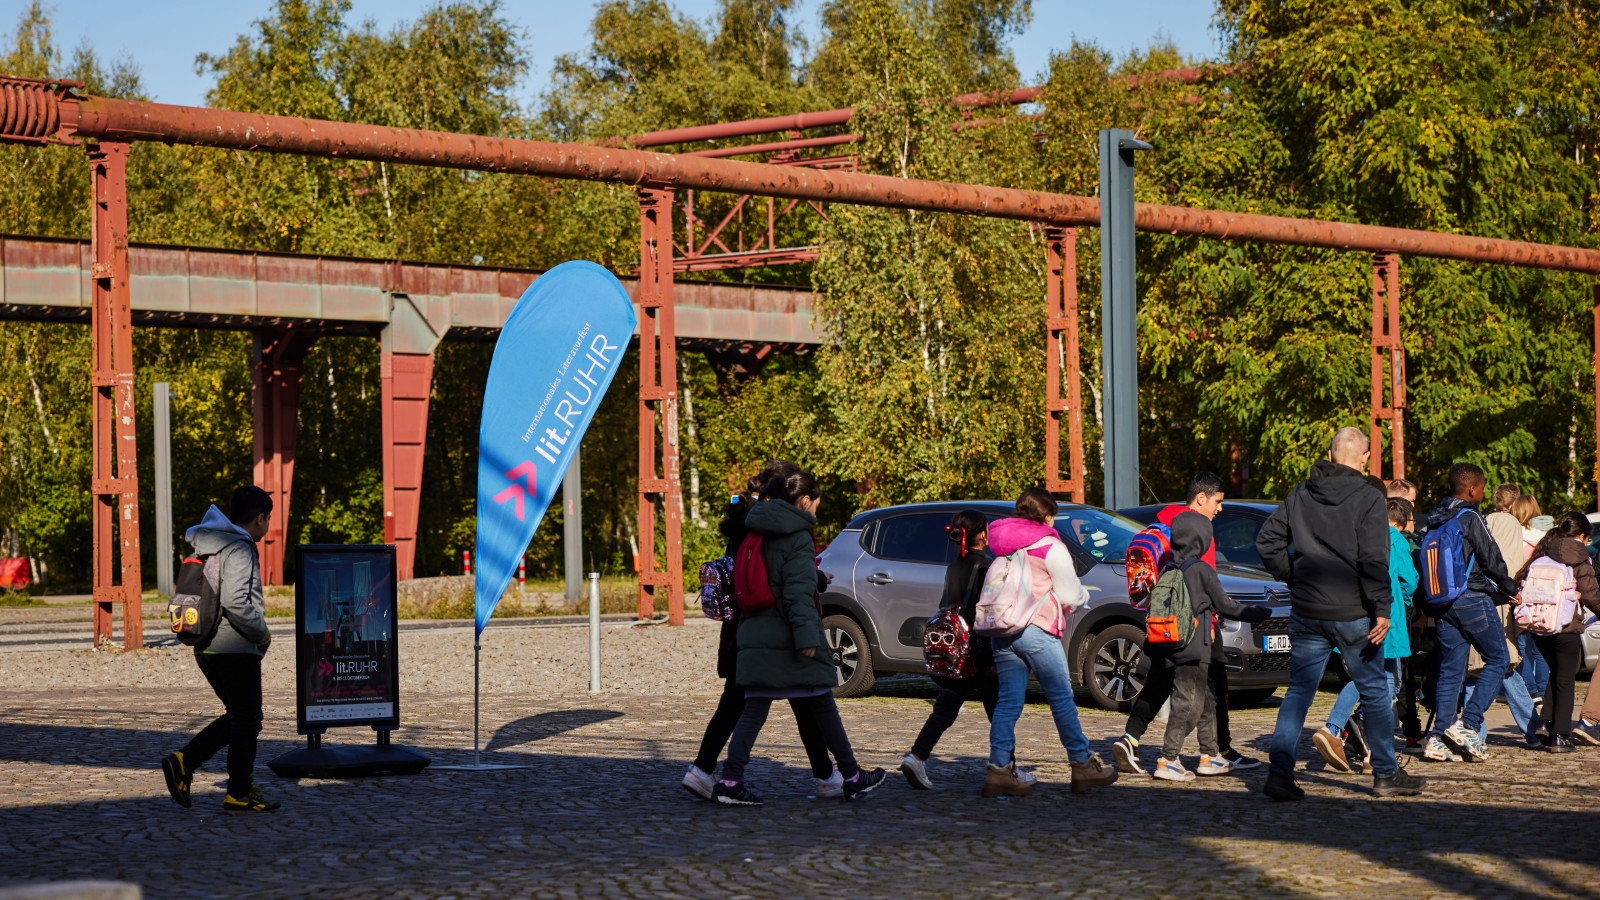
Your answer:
[946,509,987,558]
[1516,511,1592,582]
[758,462,820,506]
[720,459,803,547]
[1015,486,1058,524]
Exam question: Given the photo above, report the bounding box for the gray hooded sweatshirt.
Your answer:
[185,505,271,657]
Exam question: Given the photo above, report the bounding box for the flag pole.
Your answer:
[474,635,481,768]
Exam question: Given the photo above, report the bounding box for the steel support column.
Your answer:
[252,328,315,585]
[381,351,434,581]
[88,141,142,649]
[1044,226,1085,502]
[637,187,684,624]
[1098,129,1152,510]
[1369,253,1405,481]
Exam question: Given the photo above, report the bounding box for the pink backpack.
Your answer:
[1515,557,1579,636]
[972,542,1056,637]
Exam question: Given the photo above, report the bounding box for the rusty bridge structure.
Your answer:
[1,72,1598,647]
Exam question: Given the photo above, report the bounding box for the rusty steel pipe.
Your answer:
[628,87,1043,147]
[8,81,1600,275]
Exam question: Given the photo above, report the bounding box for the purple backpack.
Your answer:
[698,556,737,621]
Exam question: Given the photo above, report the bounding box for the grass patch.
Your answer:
[249,576,650,620]
[0,591,47,607]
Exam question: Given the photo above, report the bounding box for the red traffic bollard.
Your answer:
[463,550,473,576]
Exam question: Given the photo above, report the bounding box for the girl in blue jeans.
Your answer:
[981,487,1119,798]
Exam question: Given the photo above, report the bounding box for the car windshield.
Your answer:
[1053,508,1143,564]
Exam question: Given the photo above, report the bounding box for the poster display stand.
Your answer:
[268,544,430,778]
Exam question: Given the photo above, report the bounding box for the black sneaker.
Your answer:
[222,787,280,812]
[160,751,192,809]
[1547,734,1577,754]
[1262,770,1304,801]
[711,781,764,807]
[842,768,887,801]
[1372,767,1426,797]
[1222,749,1262,770]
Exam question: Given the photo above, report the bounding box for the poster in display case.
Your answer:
[269,544,427,778]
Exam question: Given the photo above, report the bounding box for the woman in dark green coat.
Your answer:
[712,466,887,806]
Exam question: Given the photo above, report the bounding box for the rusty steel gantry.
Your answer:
[2,72,1599,643]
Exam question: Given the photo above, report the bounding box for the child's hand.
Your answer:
[799,647,816,658]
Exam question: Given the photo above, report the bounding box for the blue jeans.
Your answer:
[1326,658,1401,732]
[1517,632,1549,697]
[1430,591,1510,735]
[988,625,1091,766]
[1269,614,1399,779]
[1464,670,1539,743]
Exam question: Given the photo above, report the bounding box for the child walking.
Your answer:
[713,466,886,806]
[981,487,1118,798]
[1312,497,1418,773]
[1147,511,1271,782]
[682,461,839,802]
[900,510,1013,790]
[1513,512,1600,752]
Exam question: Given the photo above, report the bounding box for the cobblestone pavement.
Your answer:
[2,626,1599,899]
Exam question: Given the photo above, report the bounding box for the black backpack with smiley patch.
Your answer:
[168,552,222,648]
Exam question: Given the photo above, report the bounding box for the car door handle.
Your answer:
[865,573,894,585]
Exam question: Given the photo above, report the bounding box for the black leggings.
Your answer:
[1532,632,1583,737]
[692,680,833,778]
[910,674,999,760]
[181,652,263,797]
[722,692,858,783]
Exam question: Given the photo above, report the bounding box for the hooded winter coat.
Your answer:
[184,504,271,657]
[1427,496,1517,598]
[1256,459,1392,622]
[733,499,837,690]
[1164,511,1270,663]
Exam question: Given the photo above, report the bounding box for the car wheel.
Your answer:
[1229,687,1277,708]
[1082,624,1147,712]
[823,615,876,698]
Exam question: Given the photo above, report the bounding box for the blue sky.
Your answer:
[28,1,1220,109]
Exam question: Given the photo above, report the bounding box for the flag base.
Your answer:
[268,735,430,778]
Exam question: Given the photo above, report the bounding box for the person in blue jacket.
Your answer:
[1312,497,1419,773]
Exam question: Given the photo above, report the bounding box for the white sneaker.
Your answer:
[1015,766,1038,786]
[901,753,933,790]
[814,768,844,798]
[1195,754,1230,777]
[682,764,715,801]
[1420,736,1462,762]
[1442,722,1490,761]
[1153,757,1195,782]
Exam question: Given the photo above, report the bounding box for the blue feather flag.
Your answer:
[474,261,636,635]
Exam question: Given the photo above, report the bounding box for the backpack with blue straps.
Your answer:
[1419,508,1475,614]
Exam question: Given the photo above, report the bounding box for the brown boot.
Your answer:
[1070,757,1119,794]
[981,763,1033,798]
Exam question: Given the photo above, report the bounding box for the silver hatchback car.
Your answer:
[816,501,1295,711]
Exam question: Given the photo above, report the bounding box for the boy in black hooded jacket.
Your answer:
[1149,511,1271,782]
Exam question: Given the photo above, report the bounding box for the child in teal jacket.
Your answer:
[1311,497,1418,773]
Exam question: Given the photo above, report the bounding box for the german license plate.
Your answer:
[1263,634,1291,653]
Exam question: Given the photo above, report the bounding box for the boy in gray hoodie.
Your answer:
[161,485,279,812]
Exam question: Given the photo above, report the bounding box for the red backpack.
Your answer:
[733,533,778,613]
[1125,523,1172,610]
